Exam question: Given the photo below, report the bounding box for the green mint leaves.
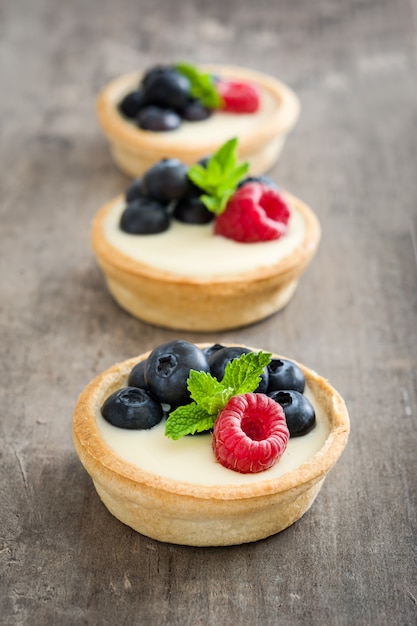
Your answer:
[187,137,250,215]
[165,350,272,440]
[175,62,222,109]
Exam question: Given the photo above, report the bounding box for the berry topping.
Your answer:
[142,64,170,89]
[119,198,171,234]
[208,346,269,393]
[137,106,181,131]
[125,177,146,203]
[101,387,163,430]
[165,350,272,440]
[145,340,210,407]
[143,158,191,203]
[117,63,260,133]
[173,195,214,224]
[269,390,316,437]
[216,80,261,113]
[128,360,148,389]
[202,343,226,359]
[182,100,213,121]
[143,68,191,112]
[212,393,289,473]
[118,89,146,119]
[267,359,305,394]
[214,182,290,242]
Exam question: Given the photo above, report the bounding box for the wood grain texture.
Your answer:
[1,0,416,624]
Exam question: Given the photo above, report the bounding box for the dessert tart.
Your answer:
[91,140,321,332]
[96,63,300,177]
[72,341,350,546]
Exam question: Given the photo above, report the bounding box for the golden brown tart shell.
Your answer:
[72,345,350,546]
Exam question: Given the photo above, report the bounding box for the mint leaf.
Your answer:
[222,351,272,395]
[214,137,238,170]
[175,62,222,109]
[187,370,234,414]
[165,403,215,440]
[165,349,272,440]
[187,138,249,215]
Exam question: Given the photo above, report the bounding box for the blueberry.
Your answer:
[267,359,305,394]
[143,158,191,203]
[137,106,181,132]
[208,346,269,393]
[202,344,225,359]
[145,340,210,407]
[173,195,214,224]
[128,360,148,389]
[269,390,315,437]
[119,198,171,234]
[142,64,172,90]
[125,177,146,203]
[119,89,146,118]
[237,175,279,189]
[182,100,212,122]
[143,68,190,112]
[101,387,163,430]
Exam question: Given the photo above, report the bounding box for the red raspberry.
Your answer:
[214,182,290,242]
[212,393,289,473]
[217,79,260,113]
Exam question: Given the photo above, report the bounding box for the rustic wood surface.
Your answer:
[1,0,416,624]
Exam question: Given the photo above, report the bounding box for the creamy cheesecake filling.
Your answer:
[103,198,306,278]
[116,85,279,146]
[96,386,329,486]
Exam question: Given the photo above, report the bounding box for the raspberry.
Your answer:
[217,80,260,113]
[212,393,289,473]
[214,182,290,242]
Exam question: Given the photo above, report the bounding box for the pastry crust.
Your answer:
[96,65,300,176]
[72,345,350,546]
[91,191,321,331]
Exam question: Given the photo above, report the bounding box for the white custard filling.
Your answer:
[104,198,306,278]
[96,386,329,486]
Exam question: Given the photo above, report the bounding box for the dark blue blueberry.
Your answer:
[128,360,147,389]
[142,64,172,90]
[125,177,146,203]
[269,390,315,437]
[173,195,214,224]
[119,198,170,234]
[202,344,225,359]
[145,340,209,407]
[143,69,190,112]
[143,158,191,203]
[118,89,146,118]
[137,106,181,132]
[237,175,279,189]
[267,359,305,394]
[182,100,213,121]
[101,387,163,430]
[208,346,269,393]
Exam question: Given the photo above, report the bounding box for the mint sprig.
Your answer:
[175,62,222,109]
[187,137,250,214]
[165,350,272,440]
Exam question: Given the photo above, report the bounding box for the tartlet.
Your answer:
[91,189,321,332]
[72,344,350,546]
[96,64,300,177]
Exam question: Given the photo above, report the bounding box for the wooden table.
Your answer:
[1,0,416,623]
